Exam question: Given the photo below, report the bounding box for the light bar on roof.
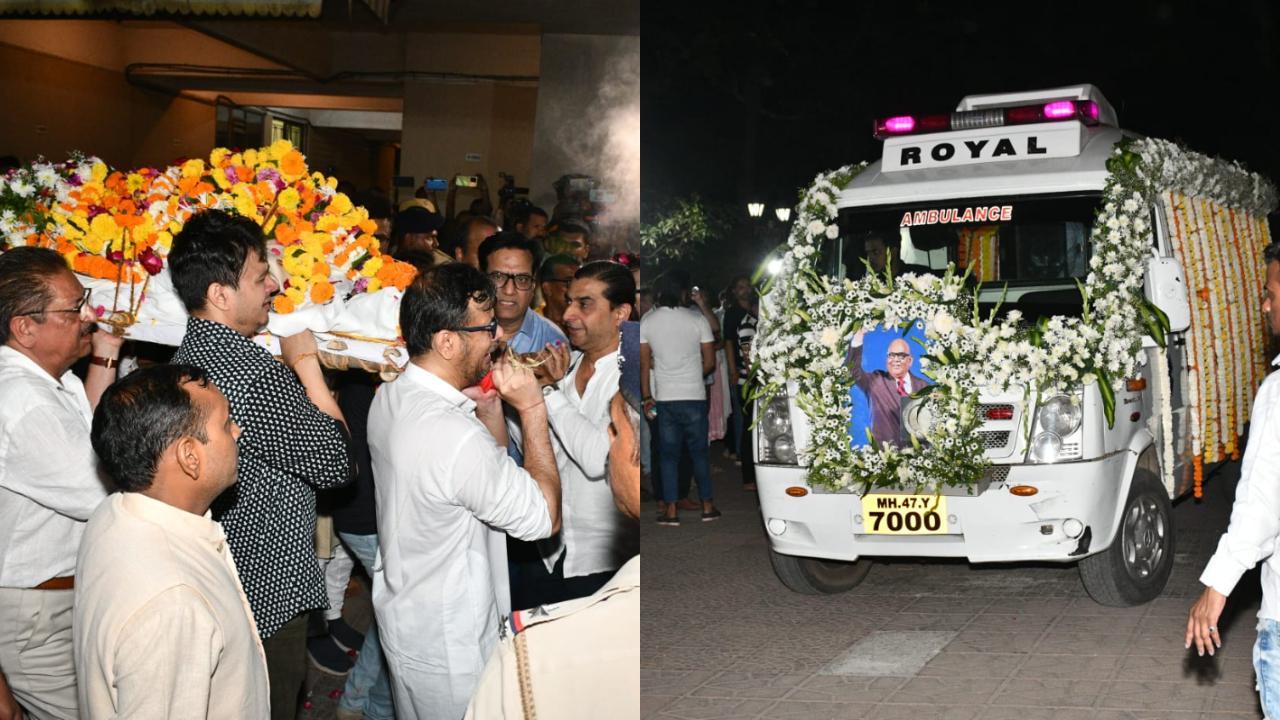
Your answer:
[874,99,1101,140]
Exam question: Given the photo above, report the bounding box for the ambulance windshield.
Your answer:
[821,193,1102,319]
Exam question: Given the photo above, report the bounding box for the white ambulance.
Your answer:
[755,84,1275,605]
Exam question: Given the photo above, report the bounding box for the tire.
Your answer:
[769,549,872,595]
[1079,470,1174,607]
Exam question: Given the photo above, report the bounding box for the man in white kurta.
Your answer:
[75,364,269,719]
[369,263,561,720]
[532,262,639,599]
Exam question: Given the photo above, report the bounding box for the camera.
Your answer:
[497,172,530,202]
[455,175,479,188]
[423,177,448,191]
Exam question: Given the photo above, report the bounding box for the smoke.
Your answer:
[535,36,640,253]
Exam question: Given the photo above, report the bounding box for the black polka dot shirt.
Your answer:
[173,317,355,639]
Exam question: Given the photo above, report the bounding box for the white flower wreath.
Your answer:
[753,138,1276,494]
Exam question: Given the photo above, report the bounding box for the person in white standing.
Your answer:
[640,272,719,526]
[531,260,638,601]
[1187,242,1280,717]
[0,247,121,720]
[368,263,561,720]
[76,364,269,719]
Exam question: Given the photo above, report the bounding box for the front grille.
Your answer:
[978,430,1010,449]
[983,466,1011,484]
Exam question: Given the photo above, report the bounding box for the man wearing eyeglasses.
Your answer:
[479,232,567,358]
[0,247,122,720]
[367,263,561,720]
[845,328,930,448]
[477,232,568,611]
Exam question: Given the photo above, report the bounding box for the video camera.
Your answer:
[497,172,530,203]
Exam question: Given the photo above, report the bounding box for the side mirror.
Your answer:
[1144,256,1191,333]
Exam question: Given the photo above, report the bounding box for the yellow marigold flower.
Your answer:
[327,193,353,216]
[90,162,108,184]
[316,215,340,233]
[279,150,306,181]
[269,139,294,160]
[366,278,382,293]
[361,256,384,278]
[272,294,295,314]
[181,159,205,179]
[284,285,306,305]
[282,249,313,277]
[210,148,230,167]
[243,149,258,168]
[278,187,301,212]
[156,231,173,250]
[234,193,260,221]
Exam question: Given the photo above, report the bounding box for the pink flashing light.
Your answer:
[883,116,916,133]
[1082,100,1100,121]
[1042,101,1077,119]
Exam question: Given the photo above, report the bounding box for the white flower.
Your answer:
[10,180,35,198]
[930,311,956,336]
[807,220,825,237]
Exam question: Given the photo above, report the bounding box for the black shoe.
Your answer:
[702,509,723,522]
[656,513,680,527]
[308,636,354,676]
[328,617,365,654]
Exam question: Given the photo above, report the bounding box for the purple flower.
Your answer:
[139,247,164,276]
[353,277,370,294]
[256,167,281,185]
[224,166,239,185]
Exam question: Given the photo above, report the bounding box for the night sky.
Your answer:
[643,0,1280,289]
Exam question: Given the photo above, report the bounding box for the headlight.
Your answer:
[1031,432,1062,463]
[759,395,798,465]
[1038,395,1082,437]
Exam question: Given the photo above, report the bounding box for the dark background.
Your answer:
[642,0,1280,294]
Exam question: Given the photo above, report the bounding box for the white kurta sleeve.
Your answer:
[545,391,610,479]
[1201,377,1280,595]
[451,429,553,542]
[112,586,224,720]
[1,404,106,520]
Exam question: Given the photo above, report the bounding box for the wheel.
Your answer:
[769,548,872,595]
[1079,470,1174,606]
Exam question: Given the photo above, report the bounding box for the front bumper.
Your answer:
[757,451,1131,564]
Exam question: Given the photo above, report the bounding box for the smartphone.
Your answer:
[455,175,479,188]
[424,177,448,191]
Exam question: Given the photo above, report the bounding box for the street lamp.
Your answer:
[747,202,765,218]
[775,207,791,223]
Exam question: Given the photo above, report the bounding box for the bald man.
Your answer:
[845,329,929,447]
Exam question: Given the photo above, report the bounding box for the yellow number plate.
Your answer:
[860,494,948,535]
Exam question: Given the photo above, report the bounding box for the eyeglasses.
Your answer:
[886,352,912,361]
[488,271,536,291]
[452,319,499,338]
[17,287,92,318]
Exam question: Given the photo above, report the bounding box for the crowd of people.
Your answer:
[0,175,641,719]
[637,271,758,526]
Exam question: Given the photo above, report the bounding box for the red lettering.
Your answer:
[914,211,927,225]
[1000,205,1013,221]
[900,212,913,227]
[989,206,1001,220]
[960,207,974,223]
[940,209,953,223]
[975,207,988,222]
[927,210,939,224]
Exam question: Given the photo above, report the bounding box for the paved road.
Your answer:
[642,444,1267,720]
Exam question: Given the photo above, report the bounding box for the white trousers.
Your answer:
[0,587,78,720]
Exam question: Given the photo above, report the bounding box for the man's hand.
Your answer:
[1186,585,1227,656]
[90,326,125,358]
[493,355,543,412]
[461,385,502,424]
[0,670,24,720]
[537,342,571,387]
[280,330,320,368]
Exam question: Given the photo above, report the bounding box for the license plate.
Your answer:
[860,494,948,535]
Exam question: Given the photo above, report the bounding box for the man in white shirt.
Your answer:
[1187,242,1280,717]
[368,263,561,720]
[0,247,121,720]
[640,274,719,525]
[76,364,269,719]
[532,261,638,602]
